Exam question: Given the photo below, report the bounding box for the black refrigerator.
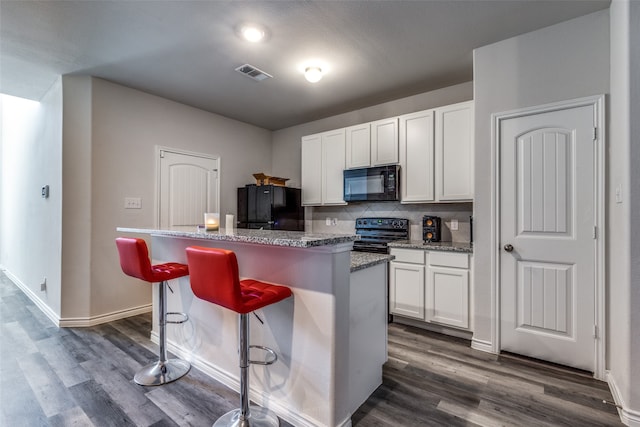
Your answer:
[237,185,304,231]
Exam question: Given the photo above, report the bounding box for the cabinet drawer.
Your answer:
[390,248,425,264]
[428,251,468,269]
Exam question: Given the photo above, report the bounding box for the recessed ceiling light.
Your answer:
[304,67,323,83]
[240,24,265,42]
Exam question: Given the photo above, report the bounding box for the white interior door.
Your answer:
[499,104,596,371]
[158,149,219,228]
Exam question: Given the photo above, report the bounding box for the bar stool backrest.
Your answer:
[115,237,155,282]
[186,246,243,312]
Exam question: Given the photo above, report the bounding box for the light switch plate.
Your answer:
[124,197,142,209]
[450,219,459,231]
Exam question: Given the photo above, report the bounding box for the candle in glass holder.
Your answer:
[204,213,219,231]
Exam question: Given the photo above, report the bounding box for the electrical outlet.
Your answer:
[450,219,459,231]
[40,277,47,291]
[124,197,142,209]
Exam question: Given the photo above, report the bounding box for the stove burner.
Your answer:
[354,217,409,254]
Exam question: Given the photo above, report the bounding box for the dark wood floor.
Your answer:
[0,271,622,426]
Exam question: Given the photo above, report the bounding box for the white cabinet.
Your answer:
[301,134,323,205]
[371,117,399,165]
[389,248,425,319]
[345,118,398,169]
[390,247,472,331]
[345,123,371,169]
[399,110,435,202]
[399,101,474,203]
[301,129,346,206]
[435,101,474,201]
[426,252,469,329]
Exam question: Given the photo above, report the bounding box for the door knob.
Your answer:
[504,244,514,252]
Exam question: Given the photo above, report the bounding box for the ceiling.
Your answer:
[0,0,610,131]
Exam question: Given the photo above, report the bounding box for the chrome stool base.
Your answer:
[213,406,279,427]
[134,358,190,386]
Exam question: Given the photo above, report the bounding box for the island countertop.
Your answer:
[350,251,394,272]
[117,226,357,248]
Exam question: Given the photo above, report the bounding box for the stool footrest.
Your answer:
[166,312,189,324]
[249,345,277,366]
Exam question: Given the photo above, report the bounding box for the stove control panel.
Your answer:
[356,218,408,230]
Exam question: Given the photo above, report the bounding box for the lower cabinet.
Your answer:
[390,247,471,331]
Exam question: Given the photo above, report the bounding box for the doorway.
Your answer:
[492,95,605,378]
[156,147,219,228]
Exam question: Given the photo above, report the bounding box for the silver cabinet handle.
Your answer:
[504,244,514,252]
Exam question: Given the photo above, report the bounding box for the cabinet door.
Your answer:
[371,117,399,165]
[435,101,474,201]
[399,110,435,203]
[426,266,469,329]
[389,262,425,319]
[301,134,322,206]
[345,123,371,169]
[321,129,347,205]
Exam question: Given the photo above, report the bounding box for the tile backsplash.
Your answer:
[306,202,473,242]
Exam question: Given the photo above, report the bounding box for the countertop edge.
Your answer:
[350,252,395,273]
[388,240,473,253]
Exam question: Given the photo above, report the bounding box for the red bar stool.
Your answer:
[115,237,191,386]
[186,246,293,427]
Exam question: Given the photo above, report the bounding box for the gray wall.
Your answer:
[472,10,609,348]
[2,76,274,323]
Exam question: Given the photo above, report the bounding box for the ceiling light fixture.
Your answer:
[240,24,265,43]
[305,66,323,83]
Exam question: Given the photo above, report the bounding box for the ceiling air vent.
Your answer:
[235,64,272,81]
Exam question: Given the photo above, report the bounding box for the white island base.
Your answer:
[119,228,387,427]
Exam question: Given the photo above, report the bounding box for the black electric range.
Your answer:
[353,217,409,254]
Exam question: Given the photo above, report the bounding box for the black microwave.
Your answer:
[343,165,400,202]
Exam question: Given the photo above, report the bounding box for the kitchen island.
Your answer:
[116,227,389,427]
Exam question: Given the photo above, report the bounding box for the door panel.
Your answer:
[500,104,595,372]
[159,150,219,228]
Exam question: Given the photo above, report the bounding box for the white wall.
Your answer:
[608,0,632,417]
[1,79,63,317]
[609,0,640,421]
[472,10,609,347]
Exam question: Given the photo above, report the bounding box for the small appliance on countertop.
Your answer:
[423,215,441,243]
[237,184,304,231]
[353,217,409,254]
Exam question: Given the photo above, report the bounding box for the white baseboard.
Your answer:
[59,304,152,327]
[2,267,151,328]
[2,268,60,326]
[471,337,496,354]
[607,370,640,426]
[158,333,338,427]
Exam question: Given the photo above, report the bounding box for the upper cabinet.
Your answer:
[302,100,473,206]
[435,101,474,201]
[345,118,399,169]
[399,101,474,203]
[371,117,399,166]
[399,110,435,203]
[301,129,347,206]
[345,123,371,169]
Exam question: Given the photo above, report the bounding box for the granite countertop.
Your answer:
[350,251,395,273]
[388,240,473,253]
[117,226,357,248]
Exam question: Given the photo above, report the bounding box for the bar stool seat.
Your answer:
[186,246,292,427]
[115,237,191,386]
